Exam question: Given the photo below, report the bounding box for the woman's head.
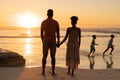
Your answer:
[70,16,78,26]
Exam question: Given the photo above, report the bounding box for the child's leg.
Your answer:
[92,51,95,56]
[92,49,96,56]
[110,47,114,55]
[88,45,94,56]
[88,51,92,56]
[103,46,109,55]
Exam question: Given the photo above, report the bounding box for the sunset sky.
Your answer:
[0,0,120,29]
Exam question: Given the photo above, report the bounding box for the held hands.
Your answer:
[56,42,61,48]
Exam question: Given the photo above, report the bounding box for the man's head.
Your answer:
[47,9,53,18]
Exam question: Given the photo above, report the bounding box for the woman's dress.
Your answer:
[66,28,80,69]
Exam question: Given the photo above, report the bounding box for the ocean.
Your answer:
[0,28,120,69]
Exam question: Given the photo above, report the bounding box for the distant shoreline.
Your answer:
[0,28,120,38]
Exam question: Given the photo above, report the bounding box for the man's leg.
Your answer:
[42,54,48,74]
[50,41,56,75]
[42,42,49,75]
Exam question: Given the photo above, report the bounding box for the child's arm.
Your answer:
[94,40,98,45]
[95,43,98,45]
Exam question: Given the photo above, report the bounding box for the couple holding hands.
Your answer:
[41,9,81,76]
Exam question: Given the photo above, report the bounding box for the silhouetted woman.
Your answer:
[59,16,81,76]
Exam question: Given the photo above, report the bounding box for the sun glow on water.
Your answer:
[25,38,32,55]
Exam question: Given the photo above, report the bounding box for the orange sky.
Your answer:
[0,0,120,29]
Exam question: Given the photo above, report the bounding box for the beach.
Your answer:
[0,67,120,80]
[1,0,120,79]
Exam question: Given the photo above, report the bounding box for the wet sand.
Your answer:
[0,67,120,80]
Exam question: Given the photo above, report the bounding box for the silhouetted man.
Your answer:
[41,9,60,75]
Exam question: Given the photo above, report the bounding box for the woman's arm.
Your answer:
[78,28,81,47]
[60,28,69,45]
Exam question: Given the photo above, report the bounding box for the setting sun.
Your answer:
[17,12,42,28]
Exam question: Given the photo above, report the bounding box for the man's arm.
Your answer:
[56,24,60,44]
[41,23,44,42]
